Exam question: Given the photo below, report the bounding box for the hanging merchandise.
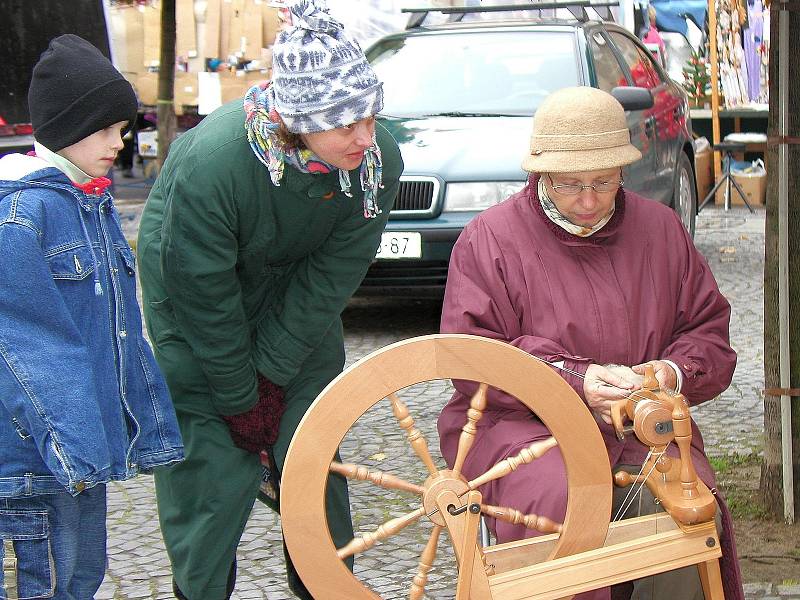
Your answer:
[714,0,769,107]
[742,0,762,100]
[752,0,770,103]
[715,0,750,107]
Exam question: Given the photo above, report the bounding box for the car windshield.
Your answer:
[367,30,579,117]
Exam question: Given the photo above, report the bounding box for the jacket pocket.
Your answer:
[0,509,54,599]
[147,297,178,347]
[115,245,136,277]
[145,298,208,400]
[45,244,95,282]
[10,418,30,441]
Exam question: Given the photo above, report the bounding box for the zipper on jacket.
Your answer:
[97,199,125,384]
[98,197,141,472]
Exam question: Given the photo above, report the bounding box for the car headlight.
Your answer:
[443,181,526,212]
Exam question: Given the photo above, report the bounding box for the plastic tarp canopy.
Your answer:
[651,0,708,36]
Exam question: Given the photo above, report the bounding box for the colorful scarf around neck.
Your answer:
[243,82,383,218]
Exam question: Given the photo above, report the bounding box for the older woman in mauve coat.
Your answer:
[438,86,743,600]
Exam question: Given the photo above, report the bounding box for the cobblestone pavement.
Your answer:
[691,208,767,459]
[103,195,796,599]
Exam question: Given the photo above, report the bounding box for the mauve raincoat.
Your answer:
[438,176,743,600]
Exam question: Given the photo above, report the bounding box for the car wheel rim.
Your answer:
[677,167,693,231]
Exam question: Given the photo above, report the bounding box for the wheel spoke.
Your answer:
[337,507,426,560]
[468,436,557,489]
[481,503,563,534]
[409,525,442,600]
[330,461,424,496]
[452,383,489,477]
[389,393,440,476]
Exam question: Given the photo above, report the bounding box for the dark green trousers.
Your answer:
[154,322,353,599]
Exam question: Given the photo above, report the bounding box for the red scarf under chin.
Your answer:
[71,177,112,196]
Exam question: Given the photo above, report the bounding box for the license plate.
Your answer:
[375,232,422,259]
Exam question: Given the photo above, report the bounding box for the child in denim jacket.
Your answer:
[0,34,184,599]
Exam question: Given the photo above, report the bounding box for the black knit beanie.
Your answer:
[28,34,138,152]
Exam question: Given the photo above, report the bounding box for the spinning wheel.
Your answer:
[281,334,725,599]
[282,334,611,598]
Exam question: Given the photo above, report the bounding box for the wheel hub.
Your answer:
[422,470,471,526]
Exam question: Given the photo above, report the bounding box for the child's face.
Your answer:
[58,121,128,178]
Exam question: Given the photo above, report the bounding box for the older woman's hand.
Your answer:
[631,360,679,393]
[583,364,637,424]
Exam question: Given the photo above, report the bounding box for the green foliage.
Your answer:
[708,455,730,473]
[711,453,768,520]
[709,452,758,474]
[725,490,768,520]
[682,48,711,105]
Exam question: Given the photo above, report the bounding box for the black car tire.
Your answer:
[673,151,697,238]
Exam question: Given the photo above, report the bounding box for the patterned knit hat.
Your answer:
[272,0,383,133]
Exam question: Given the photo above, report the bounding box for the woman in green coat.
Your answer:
[137,1,402,597]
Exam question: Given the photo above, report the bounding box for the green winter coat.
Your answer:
[137,100,402,415]
[137,100,402,597]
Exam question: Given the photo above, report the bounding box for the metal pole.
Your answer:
[709,0,722,179]
[777,0,795,524]
[102,0,117,65]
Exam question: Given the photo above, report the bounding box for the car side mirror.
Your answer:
[611,86,654,111]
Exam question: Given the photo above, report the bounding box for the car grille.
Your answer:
[360,260,449,296]
[391,176,440,217]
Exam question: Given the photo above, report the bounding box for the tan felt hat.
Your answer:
[521,86,643,174]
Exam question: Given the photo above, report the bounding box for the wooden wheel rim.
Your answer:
[282,334,612,599]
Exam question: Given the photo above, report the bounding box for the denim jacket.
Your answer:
[0,154,184,497]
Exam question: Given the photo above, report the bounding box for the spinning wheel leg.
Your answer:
[697,558,725,600]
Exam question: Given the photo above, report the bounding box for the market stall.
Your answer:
[108,0,282,117]
[706,0,770,178]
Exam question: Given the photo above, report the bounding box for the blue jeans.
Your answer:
[0,485,107,599]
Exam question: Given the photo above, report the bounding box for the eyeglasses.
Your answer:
[547,175,624,196]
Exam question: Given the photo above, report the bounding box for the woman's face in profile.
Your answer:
[543,167,622,227]
[300,116,376,171]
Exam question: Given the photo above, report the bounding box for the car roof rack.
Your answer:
[402,1,619,29]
